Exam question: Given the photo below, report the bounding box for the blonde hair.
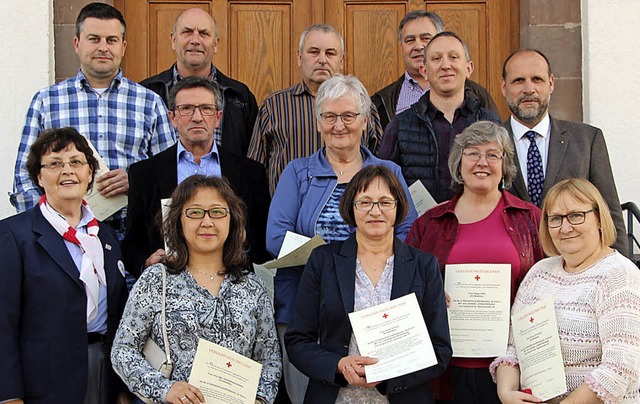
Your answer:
[539,178,616,256]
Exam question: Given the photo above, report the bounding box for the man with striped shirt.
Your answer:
[248,24,382,195]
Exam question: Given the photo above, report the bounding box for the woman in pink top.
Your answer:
[406,121,544,403]
[492,179,640,403]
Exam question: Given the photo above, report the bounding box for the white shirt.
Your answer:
[510,114,551,185]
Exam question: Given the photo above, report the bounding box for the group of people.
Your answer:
[1,2,638,404]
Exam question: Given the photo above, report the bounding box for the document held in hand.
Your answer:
[348,293,437,383]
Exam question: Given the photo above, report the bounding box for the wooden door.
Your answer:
[116,0,517,118]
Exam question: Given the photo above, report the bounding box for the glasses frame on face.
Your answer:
[319,112,361,125]
[462,150,503,163]
[545,209,596,228]
[175,104,218,117]
[184,207,229,219]
[40,159,88,171]
[354,200,398,212]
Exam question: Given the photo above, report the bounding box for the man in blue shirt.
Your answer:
[10,2,175,237]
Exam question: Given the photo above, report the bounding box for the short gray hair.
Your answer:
[314,74,371,120]
[448,121,517,194]
[299,24,344,54]
[397,11,445,42]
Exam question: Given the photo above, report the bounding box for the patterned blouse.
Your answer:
[315,183,351,242]
[111,264,281,403]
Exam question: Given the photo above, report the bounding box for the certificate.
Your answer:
[160,198,171,252]
[81,134,127,221]
[512,296,567,401]
[348,293,438,383]
[189,338,263,404]
[262,231,325,269]
[444,264,510,357]
[408,180,438,217]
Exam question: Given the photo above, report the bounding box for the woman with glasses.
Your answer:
[0,127,129,403]
[267,74,417,403]
[112,175,281,404]
[492,178,640,403]
[285,165,451,403]
[406,121,544,403]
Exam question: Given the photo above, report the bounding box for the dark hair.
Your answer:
[168,76,223,111]
[397,11,445,42]
[26,127,100,193]
[502,48,552,79]
[76,2,126,39]
[339,165,409,227]
[162,175,249,281]
[424,31,471,62]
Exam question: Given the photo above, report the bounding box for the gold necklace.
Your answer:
[188,266,225,280]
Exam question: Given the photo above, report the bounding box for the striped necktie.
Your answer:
[525,130,544,206]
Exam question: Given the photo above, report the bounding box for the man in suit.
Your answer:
[141,8,257,156]
[502,48,628,255]
[123,76,270,276]
[372,10,499,131]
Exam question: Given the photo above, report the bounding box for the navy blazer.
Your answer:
[122,143,271,276]
[0,207,128,403]
[285,235,452,403]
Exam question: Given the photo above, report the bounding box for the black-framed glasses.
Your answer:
[184,207,229,219]
[40,159,88,171]
[319,112,361,125]
[354,200,398,211]
[175,104,218,116]
[545,209,595,228]
[462,151,503,162]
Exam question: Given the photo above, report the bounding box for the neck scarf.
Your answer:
[39,195,106,323]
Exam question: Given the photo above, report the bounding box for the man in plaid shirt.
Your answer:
[10,2,175,236]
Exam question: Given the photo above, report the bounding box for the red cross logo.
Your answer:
[474,275,481,281]
[529,317,534,323]
[382,313,388,319]
[226,362,232,368]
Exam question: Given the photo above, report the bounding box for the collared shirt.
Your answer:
[510,114,551,181]
[396,71,428,115]
[176,140,222,184]
[248,81,383,194]
[11,69,176,221]
[172,64,223,146]
[62,208,108,334]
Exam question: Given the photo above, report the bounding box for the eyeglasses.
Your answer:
[40,159,88,171]
[175,104,218,116]
[184,207,229,219]
[462,151,503,162]
[319,112,361,125]
[354,200,398,211]
[545,209,595,228]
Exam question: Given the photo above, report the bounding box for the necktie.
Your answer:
[525,130,544,206]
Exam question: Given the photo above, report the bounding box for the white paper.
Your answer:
[408,180,438,217]
[444,264,511,357]
[160,198,171,252]
[262,233,325,270]
[278,231,311,258]
[253,263,275,305]
[189,338,262,404]
[512,296,567,401]
[81,134,127,221]
[348,293,438,383]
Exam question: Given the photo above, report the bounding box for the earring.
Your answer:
[499,177,505,190]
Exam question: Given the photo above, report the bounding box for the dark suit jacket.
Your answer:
[285,235,452,404]
[506,116,628,255]
[0,207,128,403]
[122,143,270,276]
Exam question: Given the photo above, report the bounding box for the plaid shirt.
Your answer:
[11,69,176,220]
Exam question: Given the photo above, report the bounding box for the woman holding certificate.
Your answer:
[285,165,452,404]
[405,121,544,403]
[111,175,281,404]
[492,178,640,403]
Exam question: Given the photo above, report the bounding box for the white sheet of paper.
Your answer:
[444,264,511,357]
[253,263,275,305]
[189,338,263,404]
[408,180,437,217]
[348,293,438,383]
[278,231,311,258]
[262,233,325,269]
[512,296,567,401]
[160,198,171,252]
[81,134,127,221]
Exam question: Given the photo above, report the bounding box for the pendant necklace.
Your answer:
[188,266,225,280]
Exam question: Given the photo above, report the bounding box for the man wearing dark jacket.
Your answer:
[141,8,257,156]
[372,11,499,131]
[379,32,501,203]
